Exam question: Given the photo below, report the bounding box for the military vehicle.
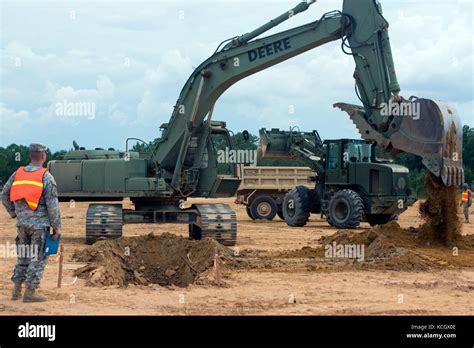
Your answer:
[235,165,314,220]
[259,128,417,228]
[49,0,463,245]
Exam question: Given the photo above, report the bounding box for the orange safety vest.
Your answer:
[462,191,470,203]
[10,167,48,210]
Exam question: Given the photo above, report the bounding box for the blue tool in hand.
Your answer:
[44,232,61,256]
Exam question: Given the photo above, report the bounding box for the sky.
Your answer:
[0,0,473,151]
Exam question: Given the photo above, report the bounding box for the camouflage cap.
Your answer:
[29,143,47,152]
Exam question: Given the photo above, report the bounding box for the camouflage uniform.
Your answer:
[463,190,472,223]
[1,147,61,290]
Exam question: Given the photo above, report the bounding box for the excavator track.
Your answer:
[85,204,123,244]
[191,204,237,246]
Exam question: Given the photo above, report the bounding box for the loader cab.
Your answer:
[323,139,376,184]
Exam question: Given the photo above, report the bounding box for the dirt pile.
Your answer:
[317,221,474,271]
[419,173,461,246]
[320,222,413,265]
[73,233,235,287]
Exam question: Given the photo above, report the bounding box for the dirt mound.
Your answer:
[419,173,461,245]
[317,221,474,271]
[73,233,235,287]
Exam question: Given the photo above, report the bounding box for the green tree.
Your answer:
[0,144,30,183]
[463,125,474,184]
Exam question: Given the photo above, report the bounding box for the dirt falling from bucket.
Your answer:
[419,173,461,246]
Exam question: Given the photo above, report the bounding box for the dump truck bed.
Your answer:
[237,166,314,191]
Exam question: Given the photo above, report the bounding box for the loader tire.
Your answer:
[327,189,364,229]
[283,186,311,227]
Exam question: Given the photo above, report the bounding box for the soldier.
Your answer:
[1,143,61,302]
[461,183,472,224]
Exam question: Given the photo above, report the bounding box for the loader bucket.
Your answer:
[257,128,297,161]
[388,98,464,186]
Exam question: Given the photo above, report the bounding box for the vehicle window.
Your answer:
[342,141,373,168]
[328,143,339,170]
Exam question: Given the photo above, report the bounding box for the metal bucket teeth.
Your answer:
[442,162,465,187]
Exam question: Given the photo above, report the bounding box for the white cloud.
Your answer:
[0,0,472,151]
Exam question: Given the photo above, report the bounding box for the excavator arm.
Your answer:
[336,0,464,186]
[155,0,463,196]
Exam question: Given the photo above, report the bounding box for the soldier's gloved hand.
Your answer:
[52,228,61,241]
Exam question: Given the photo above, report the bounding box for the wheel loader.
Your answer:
[258,128,417,228]
[49,0,464,245]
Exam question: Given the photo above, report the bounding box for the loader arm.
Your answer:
[258,128,326,176]
[155,0,463,195]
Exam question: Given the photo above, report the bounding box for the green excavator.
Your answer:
[49,0,464,245]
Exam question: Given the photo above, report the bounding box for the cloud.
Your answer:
[0,0,472,151]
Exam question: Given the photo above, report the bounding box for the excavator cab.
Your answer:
[192,121,242,198]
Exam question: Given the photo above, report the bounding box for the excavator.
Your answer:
[49,0,464,245]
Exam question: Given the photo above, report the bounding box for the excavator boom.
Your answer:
[155,0,463,194]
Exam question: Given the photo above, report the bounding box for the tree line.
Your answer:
[1,125,472,197]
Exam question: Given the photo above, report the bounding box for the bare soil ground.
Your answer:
[0,198,473,315]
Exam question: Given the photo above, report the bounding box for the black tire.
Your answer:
[282,186,311,227]
[366,214,395,226]
[327,189,365,229]
[250,195,278,220]
[245,205,256,220]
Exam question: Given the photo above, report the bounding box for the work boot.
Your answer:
[11,282,22,301]
[23,288,47,303]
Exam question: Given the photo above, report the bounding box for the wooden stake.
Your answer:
[213,247,221,287]
[57,245,64,288]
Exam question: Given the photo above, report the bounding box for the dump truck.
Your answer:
[235,165,314,220]
[49,0,463,246]
[259,128,417,228]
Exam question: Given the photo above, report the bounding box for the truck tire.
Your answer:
[366,214,395,226]
[245,205,256,220]
[250,195,277,220]
[327,189,364,229]
[283,186,311,227]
